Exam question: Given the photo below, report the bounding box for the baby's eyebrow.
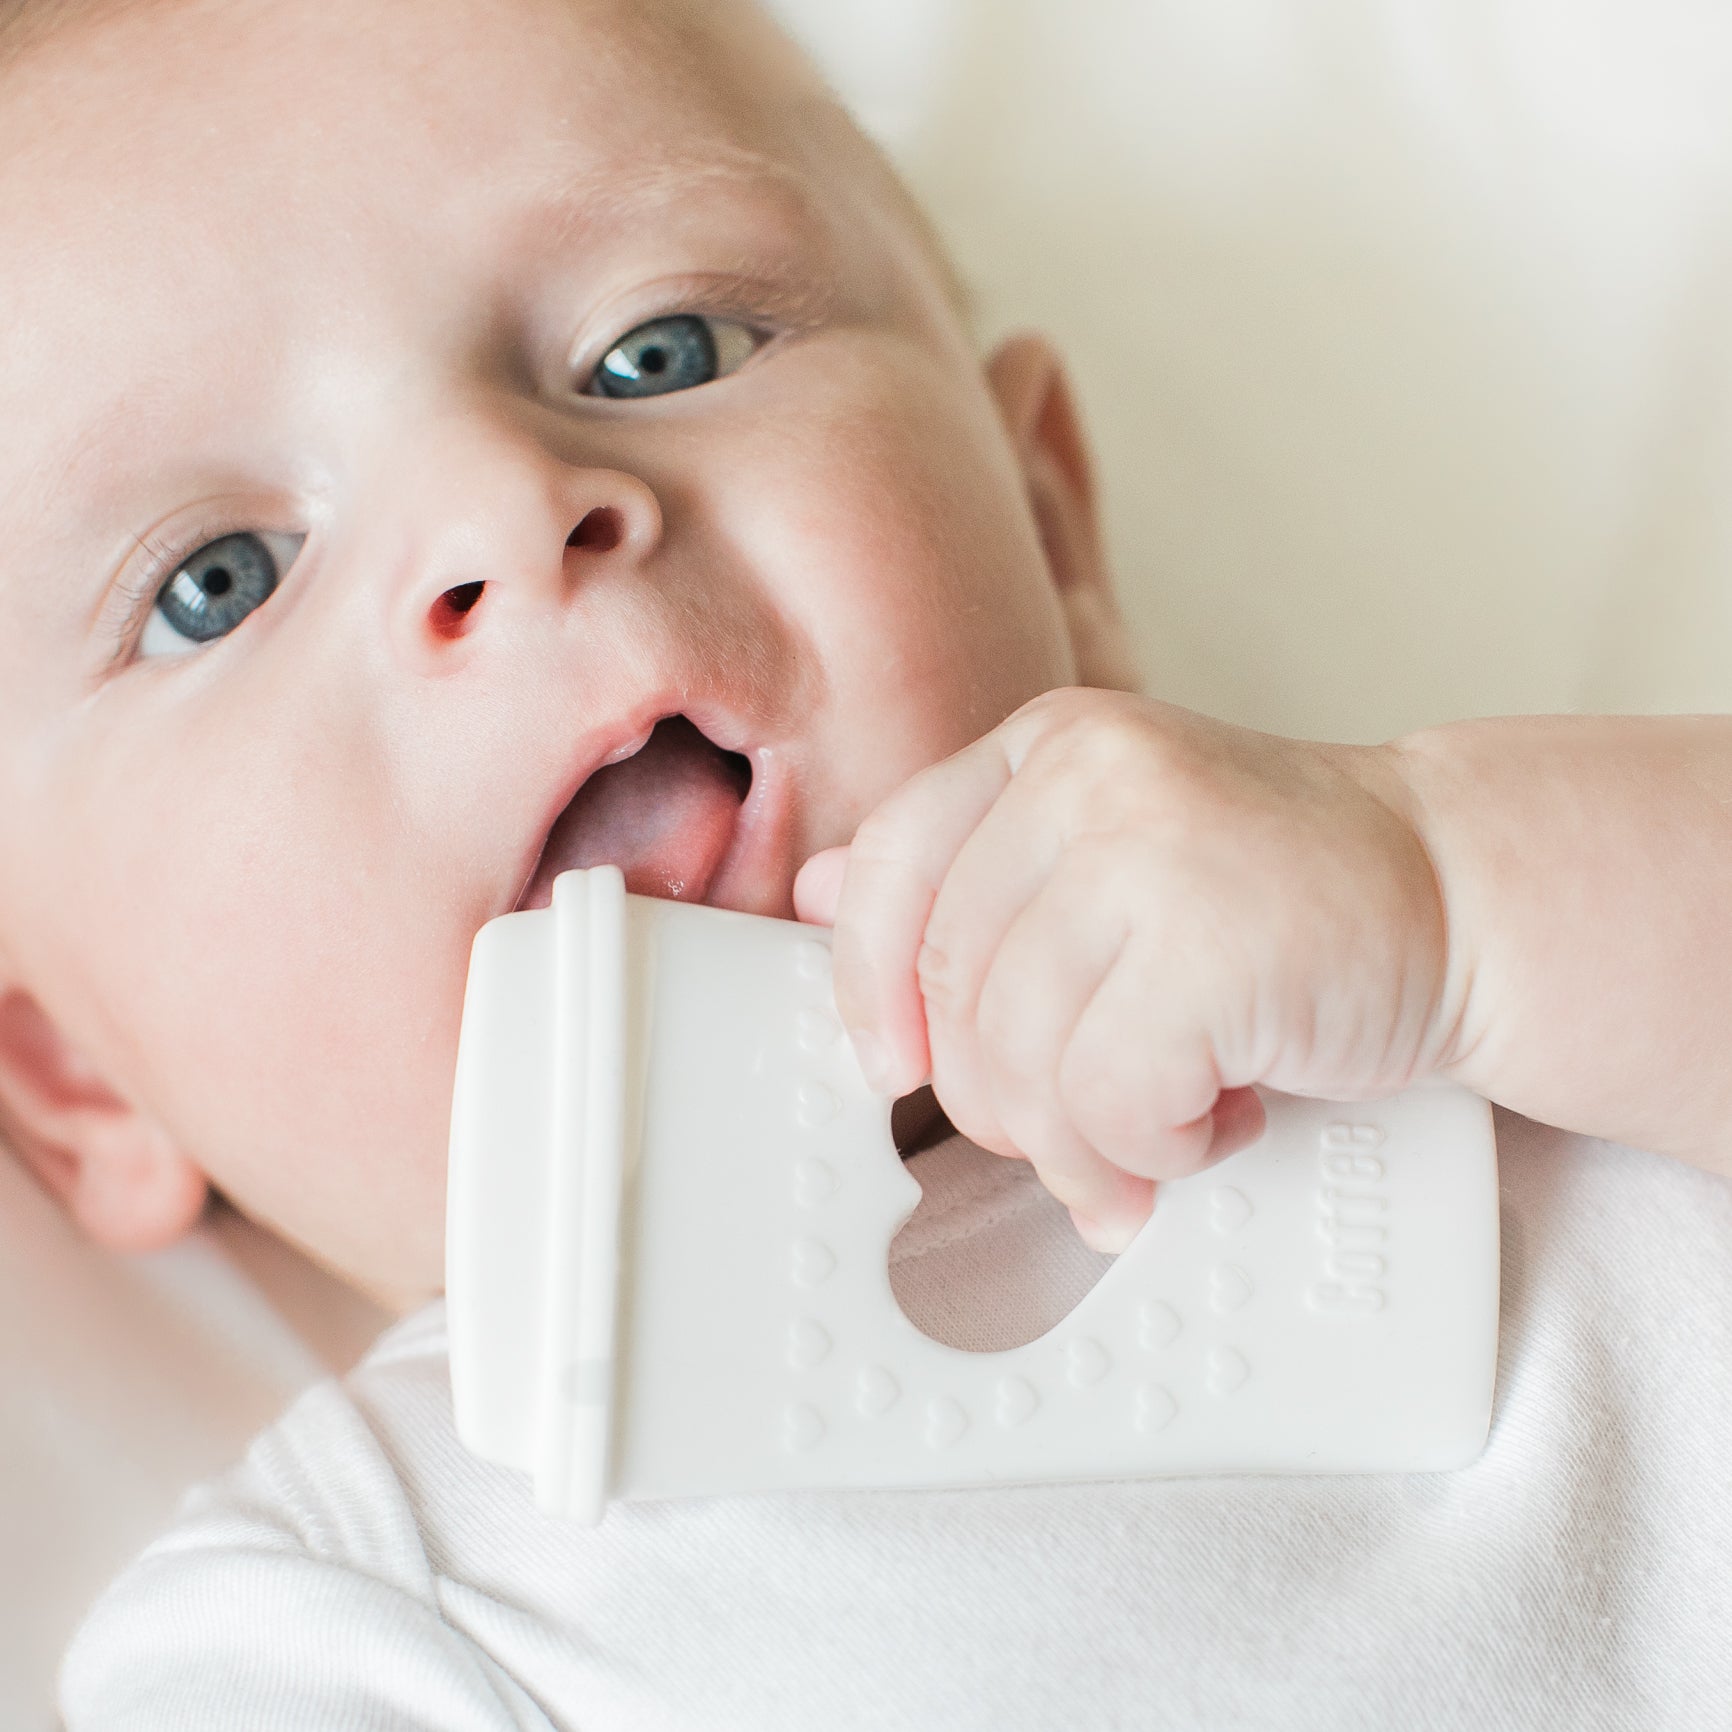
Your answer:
[531,137,806,216]
[525,138,842,282]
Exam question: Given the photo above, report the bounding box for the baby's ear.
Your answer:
[0,987,208,1251]
[985,332,1141,693]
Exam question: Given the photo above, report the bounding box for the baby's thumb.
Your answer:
[793,846,851,927]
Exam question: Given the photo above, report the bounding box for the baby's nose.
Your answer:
[426,498,642,643]
[378,413,664,665]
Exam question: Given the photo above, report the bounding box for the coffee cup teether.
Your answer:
[447,866,1499,1522]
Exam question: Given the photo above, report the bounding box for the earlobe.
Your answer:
[984,332,1142,694]
[0,987,208,1252]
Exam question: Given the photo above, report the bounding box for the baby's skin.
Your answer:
[0,0,1131,1306]
[801,699,1732,1247]
[0,0,1727,1311]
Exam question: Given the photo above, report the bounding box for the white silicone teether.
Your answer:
[446,867,1499,1522]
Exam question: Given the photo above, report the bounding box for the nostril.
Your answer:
[430,581,485,640]
[568,506,624,554]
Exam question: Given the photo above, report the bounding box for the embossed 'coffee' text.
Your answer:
[1308,1121,1388,1313]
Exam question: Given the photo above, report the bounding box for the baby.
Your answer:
[1,0,1728,1724]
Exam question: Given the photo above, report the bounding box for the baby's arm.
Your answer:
[1383,713,1732,1171]
[796,691,1732,1248]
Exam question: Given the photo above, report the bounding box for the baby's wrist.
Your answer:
[1343,729,1480,1079]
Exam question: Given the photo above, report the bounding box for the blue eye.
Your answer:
[140,531,296,658]
[586,314,759,400]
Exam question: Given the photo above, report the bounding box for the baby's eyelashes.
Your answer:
[138,531,303,659]
[582,314,762,400]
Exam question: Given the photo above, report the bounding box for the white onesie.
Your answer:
[59,1113,1732,1731]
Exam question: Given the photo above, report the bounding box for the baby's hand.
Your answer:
[794,689,1454,1250]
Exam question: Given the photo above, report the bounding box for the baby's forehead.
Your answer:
[6,0,813,158]
[0,0,883,473]
[0,0,895,330]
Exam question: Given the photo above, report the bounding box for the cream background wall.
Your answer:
[773,0,1732,739]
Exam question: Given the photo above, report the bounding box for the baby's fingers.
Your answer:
[968,888,1266,1241]
[815,736,1022,1096]
[792,847,849,928]
[1057,945,1262,1182]
[961,876,1158,1244]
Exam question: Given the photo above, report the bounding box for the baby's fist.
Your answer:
[795,689,1454,1251]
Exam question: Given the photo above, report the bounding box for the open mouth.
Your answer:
[516,715,753,912]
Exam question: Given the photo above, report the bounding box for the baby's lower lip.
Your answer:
[516,715,752,912]
[703,747,799,919]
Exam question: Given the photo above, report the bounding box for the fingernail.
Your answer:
[1073,1212,1137,1256]
[849,1029,893,1095]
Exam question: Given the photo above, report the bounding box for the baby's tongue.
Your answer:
[523,716,750,908]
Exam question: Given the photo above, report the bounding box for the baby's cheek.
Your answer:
[68,706,456,1294]
[741,351,1076,794]
[202,854,457,1293]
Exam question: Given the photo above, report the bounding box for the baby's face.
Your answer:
[0,0,1116,1301]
